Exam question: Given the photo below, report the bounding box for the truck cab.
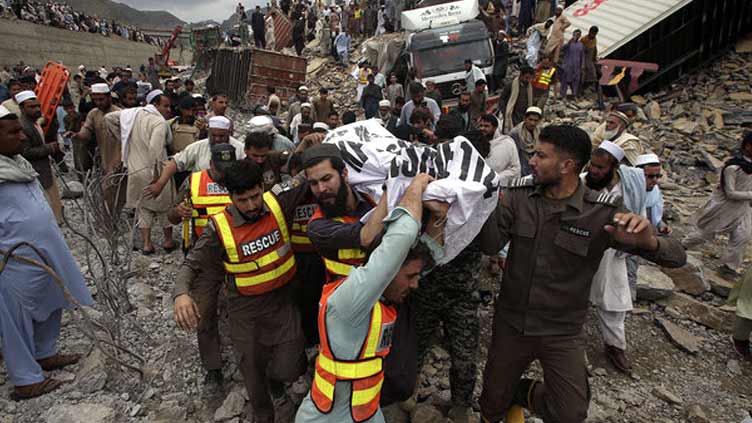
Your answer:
[405,19,493,99]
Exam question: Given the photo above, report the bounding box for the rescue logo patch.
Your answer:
[377,322,395,353]
[239,229,282,257]
[206,182,228,195]
[294,204,316,222]
[560,223,591,238]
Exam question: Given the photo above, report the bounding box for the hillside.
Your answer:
[59,0,185,29]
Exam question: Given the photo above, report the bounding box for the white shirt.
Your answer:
[172,137,246,173]
[486,135,521,187]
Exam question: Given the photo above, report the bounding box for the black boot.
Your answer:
[511,378,538,409]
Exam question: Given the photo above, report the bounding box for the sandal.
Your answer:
[12,377,63,400]
[141,248,156,255]
[37,353,81,371]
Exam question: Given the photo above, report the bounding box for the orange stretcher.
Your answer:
[35,61,70,135]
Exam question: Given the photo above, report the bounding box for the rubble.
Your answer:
[75,348,109,394]
[44,403,117,423]
[652,386,683,405]
[636,265,675,301]
[706,269,736,298]
[213,390,247,421]
[658,293,735,332]
[685,404,711,423]
[655,317,703,354]
[661,254,710,296]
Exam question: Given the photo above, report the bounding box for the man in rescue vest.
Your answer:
[173,159,312,422]
[532,55,558,108]
[170,143,236,395]
[295,173,443,423]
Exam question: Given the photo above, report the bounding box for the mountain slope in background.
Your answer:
[61,0,186,29]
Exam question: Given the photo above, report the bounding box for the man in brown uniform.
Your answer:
[478,125,686,423]
[171,143,236,395]
[173,159,308,423]
[243,131,291,191]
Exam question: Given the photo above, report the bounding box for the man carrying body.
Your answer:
[171,144,237,395]
[509,106,543,176]
[17,90,63,222]
[0,105,94,400]
[244,131,290,191]
[499,65,535,133]
[143,116,246,198]
[174,159,309,422]
[590,110,644,166]
[585,141,647,375]
[478,125,685,423]
[296,173,441,423]
[684,132,752,277]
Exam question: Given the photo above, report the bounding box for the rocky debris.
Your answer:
[706,269,736,298]
[661,254,710,296]
[655,317,703,354]
[152,400,186,423]
[214,390,247,421]
[44,403,116,423]
[637,265,676,301]
[685,404,711,423]
[658,293,735,332]
[652,385,683,405]
[727,359,742,375]
[410,403,444,423]
[61,181,84,199]
[75,348,108,394]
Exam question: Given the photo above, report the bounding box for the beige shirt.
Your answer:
[172,137,246,173]
[81,105,121,172]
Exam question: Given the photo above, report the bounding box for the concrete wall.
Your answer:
[0,19,190,70]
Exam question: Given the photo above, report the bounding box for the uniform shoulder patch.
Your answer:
[271,181,292,196]
[507,176,535,189]
[586,190,622,207]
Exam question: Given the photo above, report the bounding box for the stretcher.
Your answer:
[36,62,70,135]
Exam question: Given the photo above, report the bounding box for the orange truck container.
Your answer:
[35,61,70,134]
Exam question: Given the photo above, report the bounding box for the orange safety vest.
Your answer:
[190,170,232,238]
[291,194,317,253]
[311,278,397,422]
[211,192,296,296]
[309,206,367,280]
[532,67,556,90]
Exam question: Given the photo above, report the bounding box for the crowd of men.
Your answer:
[0,0,163,46]
[1,1,752,423]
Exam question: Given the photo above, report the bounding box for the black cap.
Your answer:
[301,144,342,169]
[179,96,196,110]
[211,143,237,171]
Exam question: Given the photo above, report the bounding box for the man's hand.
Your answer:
[605,212,658,251]
[423,199,449,226]
[174,294,201,331]
[410,173,434,192]
[175,202,192,219]
[195,118,207,131]
[63,130,75,139]
[143,180,166,199]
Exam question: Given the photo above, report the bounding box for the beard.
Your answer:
[317,181,349,217]
[585,167,615,191]
[379,111,391,120]
[603,128,620,140]
[458,104,469,112]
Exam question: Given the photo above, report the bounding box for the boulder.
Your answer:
[706,269,736,298]
[637,265,675,301]
[661,255,710,296]
[646,101,662,120]
[45,404,116,423]
[153,400,186,423]
[652,386,683,405]
[655,317,703,354]
[658,293,735,332]
[214,390,246,421]
[75,348,108,394]
[685,404,710,423]
[410,403,443,423]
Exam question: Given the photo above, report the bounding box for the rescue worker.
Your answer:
[244,131,291,191]
[173,159,310,423]
[170,143,236,394]
[531,55,558,108]
[295,173,442,423]
[585,141,647,375]
[478,125,686,423]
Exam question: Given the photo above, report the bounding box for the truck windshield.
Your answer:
[412,39,492,78]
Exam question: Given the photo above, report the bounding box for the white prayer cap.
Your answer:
[298,85,309,92]
[525,106,543,116]
[192,93,204,99]
[23,66,32,72]
[301,102,313,109]
[91,83,110,94]
[145,89,163,104]
[15,90,37,104]
[635,153,661,167]
[208,116,232,130]
[0,105,14,119]
[313,122,330,131]
[378,99,391,108]
[248,115,276,134]
[125,67,133,72]
[599,141,625,162]
[78,64,86,70]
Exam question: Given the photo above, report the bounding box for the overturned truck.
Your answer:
[206,47,307,107]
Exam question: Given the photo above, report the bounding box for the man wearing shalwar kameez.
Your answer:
[0,105,94,400]
[684,133,752,277]
[584,141,646,375]
[560,29,585,98]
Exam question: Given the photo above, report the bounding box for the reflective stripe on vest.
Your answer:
[310,207,368,280]
[311,278,397,422]
[291,202,317,253]
[535,67,556,88]
[190,170,231,237]
[211,192,296,295]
